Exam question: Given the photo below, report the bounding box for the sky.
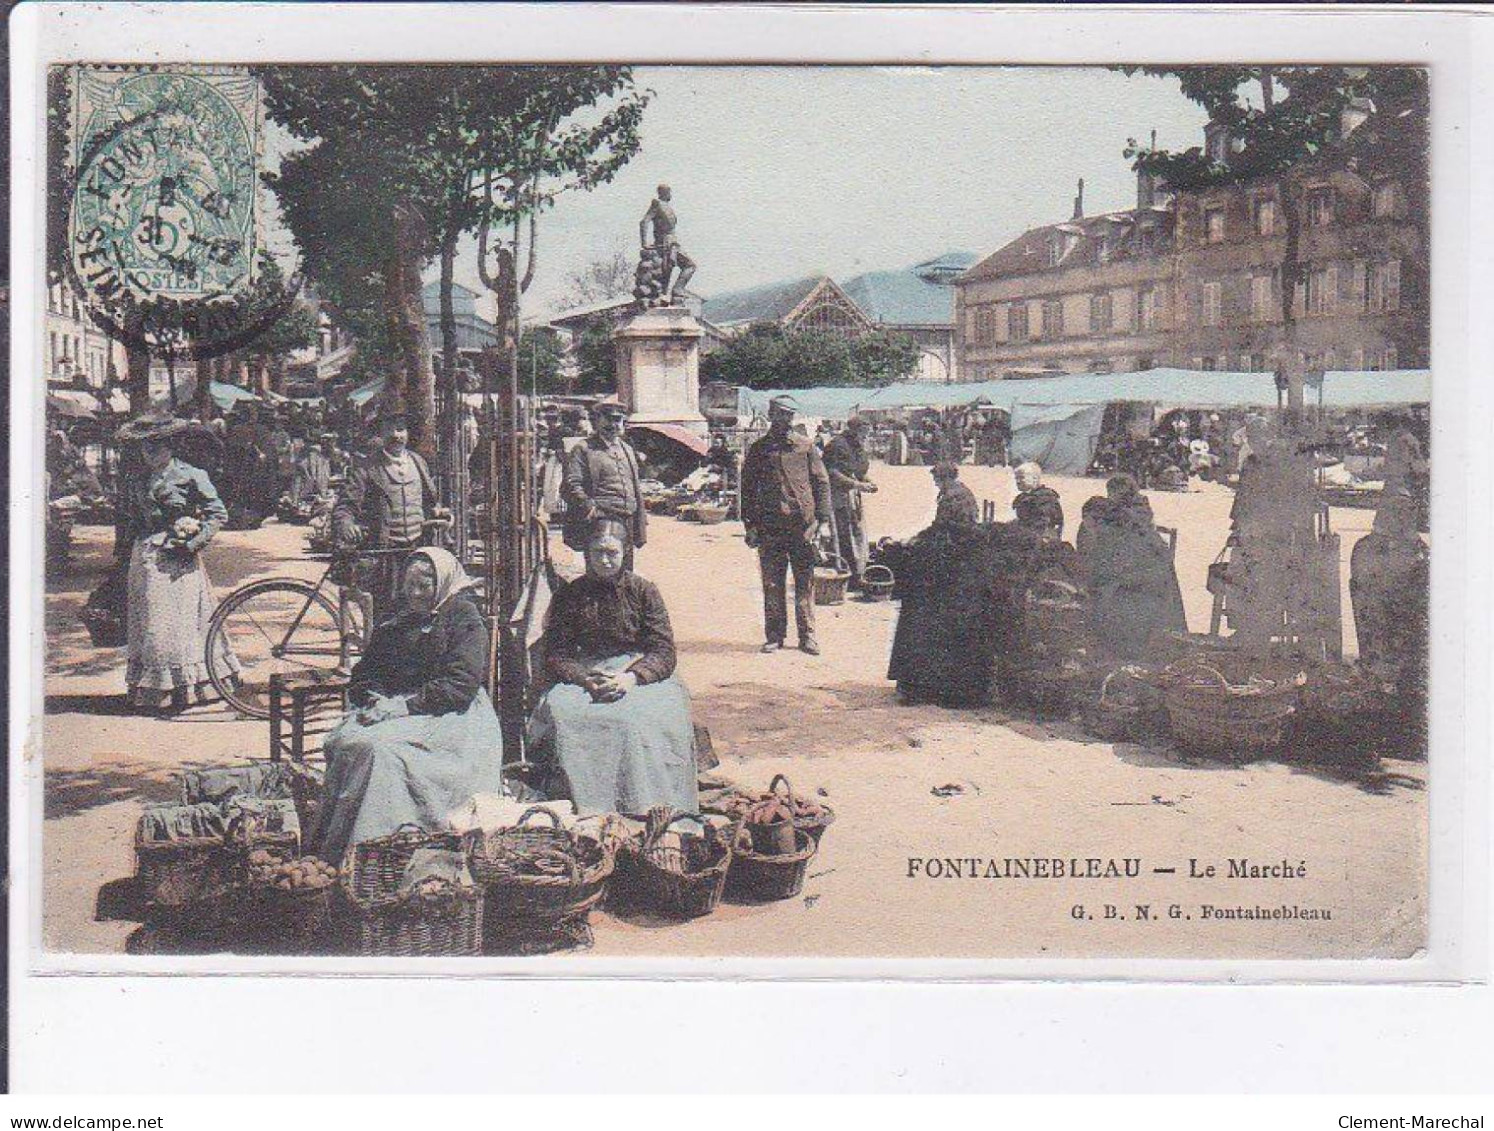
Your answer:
[267,66,1210,322]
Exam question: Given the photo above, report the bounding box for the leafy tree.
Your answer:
[701,324,918,390]
[1115,65,1428,401]
[571,321,618,396]
[560,249,635,309]
[518,325,566,394]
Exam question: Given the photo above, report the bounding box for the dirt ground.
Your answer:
[35,463,1427,960]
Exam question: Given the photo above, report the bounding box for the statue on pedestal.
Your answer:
[635,184,696,307]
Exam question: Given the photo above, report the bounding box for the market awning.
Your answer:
[348,375,387,408]
[627,421,710,456]
[210,381,262,410]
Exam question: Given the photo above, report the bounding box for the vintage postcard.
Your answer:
[16,7,1474,982]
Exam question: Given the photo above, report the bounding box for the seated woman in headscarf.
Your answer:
[528,518,697,815]
[1012,461,1064,540]
[888,464,997,707]
[312,547,502,864]
[1350,492,1429,705]
[1075,474,1187,661]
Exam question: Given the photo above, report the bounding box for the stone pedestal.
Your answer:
[612,305,708,433]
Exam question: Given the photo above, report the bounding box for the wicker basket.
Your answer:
[135,830,241,910]
[613,809,735,920]
[813,557,851,606]
[243,880,340,951]
[859,564,895,602]
[725,828,818,904]
[766,773,836,846]
[1296,662,1390,741]
[1079,666,1163,743]
[1162,660,1302,755]
[80,602,126,648]
[343,826,482,958]
[695,504,730,526]
[470,807,614,942]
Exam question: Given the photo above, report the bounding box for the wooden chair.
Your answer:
[268,671,350,764]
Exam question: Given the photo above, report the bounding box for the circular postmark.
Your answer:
[63,68,301,361]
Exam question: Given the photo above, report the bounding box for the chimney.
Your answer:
[1072,177,1085,220]
[1137,131,1158,208]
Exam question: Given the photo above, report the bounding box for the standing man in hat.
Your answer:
[562,397,647,569]
[822,414,878,590]
[333,411,448,618]
[741,394,833,655]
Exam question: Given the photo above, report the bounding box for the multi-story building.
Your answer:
[44,278,126,389]
[957,103,1428,381]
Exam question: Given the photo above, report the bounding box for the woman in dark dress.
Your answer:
[888,464,996,706]
[312,547,502,863]
[1075,474,1187,661]
[1350,492,1429,704]
[528,518,697,815]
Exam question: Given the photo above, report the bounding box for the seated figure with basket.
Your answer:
[310,548,505,866]
[527,517,699,817]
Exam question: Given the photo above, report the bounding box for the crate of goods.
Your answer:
[613,809,736,920]
[469,808,615,952]
[343,826,482,958]
[135,803,243,912]
[725,827,818,904]
[244,852,341,950]
[1161,659,1304,755]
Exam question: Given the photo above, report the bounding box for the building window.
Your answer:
[1372,182,1400,219]
[1382,344,1399,370]
[1041,299,1064,339]
[1047,239,1061,267]
[1250,353,1267,372]
[1351,347,1366,371]
[1137,226,1157,255]
[1089,292,1113,333]
[1201,281,1222,326]
[1250,273,1278,322]
[1088,359,1112,375]
[1253,197,1278,236]
[1368,260,1402,312]
[1204,207,1226,243]
[1008,302,1029,342]
[1137,356,1156,371]
[1308,187,1336,228]
[1305,265,1338,316]
[1200,356,1217,372]
[1137,286,1160,331]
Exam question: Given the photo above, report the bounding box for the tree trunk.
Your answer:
[384,197,436,456]
[1278,177,1305,414]
[125,309,152,414]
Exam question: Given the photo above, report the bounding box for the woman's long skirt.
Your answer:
[312,689,505,865]
[126,537,239,699]
[528,654,698,816]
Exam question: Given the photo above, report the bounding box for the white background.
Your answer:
[8,3,1492,1092]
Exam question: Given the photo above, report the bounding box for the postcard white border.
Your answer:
[9,1,1492,1091]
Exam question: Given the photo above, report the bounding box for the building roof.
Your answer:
[841,266,960,328]
[961,207,1173,284]
[701,275,827,328]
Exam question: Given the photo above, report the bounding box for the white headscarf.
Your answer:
[408,546,476,611]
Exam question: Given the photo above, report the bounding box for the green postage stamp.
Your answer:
[69,65,261,305]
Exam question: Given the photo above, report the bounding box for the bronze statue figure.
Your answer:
[635,184,695,307]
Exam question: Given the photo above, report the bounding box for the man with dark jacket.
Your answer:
[741,395,833,655]
[561,397,647,567]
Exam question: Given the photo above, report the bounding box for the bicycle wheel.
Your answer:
[206,578,347,719]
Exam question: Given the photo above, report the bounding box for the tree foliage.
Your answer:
[518,326,567,394]
[700,324,920,390]
[560,249,635,309]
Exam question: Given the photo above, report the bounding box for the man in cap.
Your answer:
[822,415,878,589]
[741,394,833,655]
[562,396,647,567]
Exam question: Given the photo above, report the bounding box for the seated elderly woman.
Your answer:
[528,518,698,816]
[311,547,502,864]
[1075,474,1187,661]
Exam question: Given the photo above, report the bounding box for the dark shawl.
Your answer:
[347,591,489,715]
[543,571,677,688]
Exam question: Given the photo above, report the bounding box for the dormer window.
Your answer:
[1204,206,1226,244]
[1372,181,1401,219]
[1047,238,1062,267]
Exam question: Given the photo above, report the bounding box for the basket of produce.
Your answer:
[469,807,615,938]
[859,564,895,602]
[1005,654,1091,716]
[725,827,818,904]
[245,851,341,947]
[134,803,244,910]
[1296,661,1391,740]
[1079,665,1164,743]
[764,774,836,845]
[343,826,482,958]
[813,556,852,606]
[613,808,736,920]
[1161,660,1305,755]
[741,793,800,857]
[694,503,730,526]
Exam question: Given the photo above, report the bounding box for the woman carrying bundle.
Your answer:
[528,517,698,816]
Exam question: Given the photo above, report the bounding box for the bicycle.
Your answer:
[205,518,451,719]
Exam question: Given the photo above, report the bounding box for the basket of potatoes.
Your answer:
[247,850,341,944]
